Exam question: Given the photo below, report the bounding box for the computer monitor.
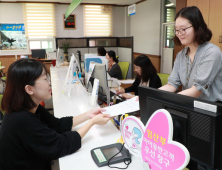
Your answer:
[31,49,46,59]
[57,48,60,60]
[91,62,108,96]
[138,86,222,170]
[74,50,82,73]
[85,53,97,58]
[85,56,108,73]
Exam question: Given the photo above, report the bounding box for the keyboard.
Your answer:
[98,92,107,103]
[98,91,125,104]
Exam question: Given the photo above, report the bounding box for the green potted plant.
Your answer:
[61,40,70,61]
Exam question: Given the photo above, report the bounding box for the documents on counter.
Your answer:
[102,96,139,116]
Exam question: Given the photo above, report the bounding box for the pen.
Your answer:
[113,118,120,126]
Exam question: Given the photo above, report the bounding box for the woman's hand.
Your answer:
[77,113,112,138]
[86,108,106,119]
[135,96,139,101]
[122,93,135,99]
[92,114,112,125]
[116,88,125,94]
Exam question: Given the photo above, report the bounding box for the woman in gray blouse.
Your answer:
[159,6,222,102]
[106,50,122,80]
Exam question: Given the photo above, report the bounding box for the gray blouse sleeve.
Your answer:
[193,47,222,96]
[167,52,182,89]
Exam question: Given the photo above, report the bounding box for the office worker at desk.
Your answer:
[97,46,106,56]
[0,59,112,170]
[116,55,162,99]
[106,50,123,80]
[159,6,222,102]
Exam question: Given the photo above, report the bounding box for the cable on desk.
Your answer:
[107,143,131,169]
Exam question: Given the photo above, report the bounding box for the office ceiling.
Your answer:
[0,0,142,5]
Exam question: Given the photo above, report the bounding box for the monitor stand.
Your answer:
[106,88,110,106]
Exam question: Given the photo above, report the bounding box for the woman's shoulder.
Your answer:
[150,73,161,80]
[202,42,221,53]
[150,73,162,87]
[4,110,38,125]
[114,63,121,68]
[199,42,222,60]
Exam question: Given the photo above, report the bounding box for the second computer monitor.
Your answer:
[91,62,108,96]
[138,86,222,170]
[31,49,46,59]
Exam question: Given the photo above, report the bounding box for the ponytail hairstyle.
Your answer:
[107,50,118,63]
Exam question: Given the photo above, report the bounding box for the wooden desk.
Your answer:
[42,60,53,74]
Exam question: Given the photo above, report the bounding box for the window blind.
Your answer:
[23,3,56,38]
[166,8,175,23]
[166,8,175,39]
[84,5,113,37]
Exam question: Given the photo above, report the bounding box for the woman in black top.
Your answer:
[0,59,112,170]
[117,55,162,99]
[106,50,122,80]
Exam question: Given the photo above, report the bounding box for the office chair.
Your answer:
[1,76,6,93]
[118,62,130,80]
[0,94,4,128]
[157,73,170,86]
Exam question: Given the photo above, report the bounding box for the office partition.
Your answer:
[56,37,133,78]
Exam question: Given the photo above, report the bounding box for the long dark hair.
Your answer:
[97,47,106,56]
[134,55,157,82]
[1,59,47,114]
[107,50,118,63]
[173,6,212,46]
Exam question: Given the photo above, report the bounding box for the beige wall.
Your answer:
[0,3,24,23]
[130,0,162,55]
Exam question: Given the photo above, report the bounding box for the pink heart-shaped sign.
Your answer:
[141,109,190,170]
[121,109,190,170]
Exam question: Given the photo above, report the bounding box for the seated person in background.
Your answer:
[0,59,112,170]
[97,47,106,56]
[106,50,122,80]
[117,55,162,99]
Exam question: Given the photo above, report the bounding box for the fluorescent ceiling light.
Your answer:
[165,3,174,7]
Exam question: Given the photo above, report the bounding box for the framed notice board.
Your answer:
[63,14,76,29]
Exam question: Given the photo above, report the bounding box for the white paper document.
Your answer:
[119,79,135,84]
[102,96,139,116]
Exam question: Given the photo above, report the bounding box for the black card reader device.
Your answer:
[91,143,131,167]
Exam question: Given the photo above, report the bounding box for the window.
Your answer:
[164,0,176,48]
[28,39,54,53]
[23,3,56,39]
[84,5,113,37]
